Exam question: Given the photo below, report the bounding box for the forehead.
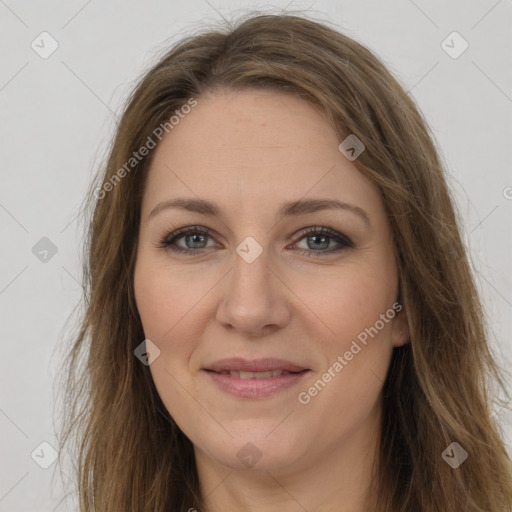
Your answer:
[141,89,382,223]
[157,89,339,165]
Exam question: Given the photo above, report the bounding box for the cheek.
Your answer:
[134,259,211,431]
[134,256,208,342]
[292,261,397,419]
[134,255,211,379]
[293,260,398,349]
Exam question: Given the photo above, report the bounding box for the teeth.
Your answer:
[220,369,290,378]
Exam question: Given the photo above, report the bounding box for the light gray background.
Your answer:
[1,0,511,510]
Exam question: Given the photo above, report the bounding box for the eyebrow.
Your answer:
[148,197,370,226]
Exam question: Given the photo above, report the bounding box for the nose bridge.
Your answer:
[229,238,275,309]
[215,237,291,335]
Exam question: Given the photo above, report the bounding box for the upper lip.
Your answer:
[204,358,309,373]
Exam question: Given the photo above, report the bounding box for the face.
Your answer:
[134,88,409,475]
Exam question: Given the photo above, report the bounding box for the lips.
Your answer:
[216,369,298,379]
[204,357,309,374]
[202,358,311,398]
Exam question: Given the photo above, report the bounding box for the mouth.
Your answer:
[204,357,309,374]
[207,369,308,379]
[202,358,311,398]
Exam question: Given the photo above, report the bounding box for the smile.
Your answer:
[202,357,312,398]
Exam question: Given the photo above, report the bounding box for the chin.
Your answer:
[198,431,303,472]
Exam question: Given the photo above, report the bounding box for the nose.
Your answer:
[215,247,292,338]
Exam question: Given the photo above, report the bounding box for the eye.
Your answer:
[291,226,354,258]
[156,225,354,258]
[156,225,216,256]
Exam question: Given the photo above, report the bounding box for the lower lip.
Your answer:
[204,370,310,398]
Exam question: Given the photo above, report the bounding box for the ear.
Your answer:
[391,305,410,348]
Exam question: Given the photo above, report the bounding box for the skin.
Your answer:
[134,88,410,512]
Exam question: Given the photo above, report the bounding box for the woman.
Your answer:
[57,12,512,512]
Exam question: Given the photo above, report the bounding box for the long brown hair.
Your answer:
[56,12,512,511]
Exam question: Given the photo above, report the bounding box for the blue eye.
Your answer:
[157,225,354,258]
[157,226,215,256]
[292,226,354,257]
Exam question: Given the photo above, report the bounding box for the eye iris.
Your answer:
[308,235,329,250]
[185,233,207,248]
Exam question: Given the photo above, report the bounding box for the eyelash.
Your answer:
[156,225,354,258]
